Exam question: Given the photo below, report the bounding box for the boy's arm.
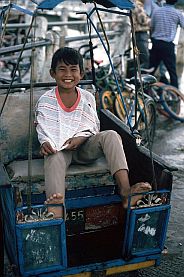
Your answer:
[62,136,88,151]
[40,141,57,156]
[35,103,57,155]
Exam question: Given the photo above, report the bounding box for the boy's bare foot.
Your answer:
[122,182,152,208]
[44,193,64,218]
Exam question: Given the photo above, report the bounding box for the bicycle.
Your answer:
[107,76,156,147]
[139,67,184,122]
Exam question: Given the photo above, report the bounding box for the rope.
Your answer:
[26,14,38,216]
[86,17,96,86]
[129,11,157,190]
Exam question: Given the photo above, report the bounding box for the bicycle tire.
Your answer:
[138,97,156,147]
[114,90,133,122]
[150,83,180,118]
[101,90,115,113]
[160,85,184,122]
[149,82,170,117]
[114,93,156,147]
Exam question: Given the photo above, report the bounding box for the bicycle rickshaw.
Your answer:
[0,0,176,276]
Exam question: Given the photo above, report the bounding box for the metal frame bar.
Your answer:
[0,31,119,55]
[0,80,93,90]
[3,19,122,29]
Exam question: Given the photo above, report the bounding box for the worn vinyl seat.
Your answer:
[6,157,114,196]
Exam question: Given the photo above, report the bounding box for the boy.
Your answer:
[35,47,151,218]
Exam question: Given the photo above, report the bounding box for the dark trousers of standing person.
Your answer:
[135,31,150,69]
[150,39,178,88]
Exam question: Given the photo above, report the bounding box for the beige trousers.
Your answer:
[44,130,128,198]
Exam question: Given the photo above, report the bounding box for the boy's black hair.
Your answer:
[166,0,177,4]
[51,47,84,73]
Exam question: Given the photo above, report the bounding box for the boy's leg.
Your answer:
[74,130,151,207]
[73,130,128,170]
[74,130,128,172]
[114,170,151,208]
[44,151,72,217]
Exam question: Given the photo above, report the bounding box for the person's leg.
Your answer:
[114,170,151,208]
[149,39,162,73]
[159,61,169,84]
[162,42,178,88]
[136,32,150,69]
[74,130,151,207]
[44,151,72,217]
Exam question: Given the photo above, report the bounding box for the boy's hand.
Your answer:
[63,136,87,151]
[40,142,57,156]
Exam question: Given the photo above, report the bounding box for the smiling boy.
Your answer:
[35,47,151,218]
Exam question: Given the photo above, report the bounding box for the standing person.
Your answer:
[145,0,169,83]
[35,47,151,218]
[149,0,184,88]
[133,0,151,69]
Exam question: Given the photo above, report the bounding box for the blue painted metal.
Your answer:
[21,185,116,206]
[127,205,171,256]
[37,0,66,9]
[36,0,134,10]
[11,4,34,16]
[122,191,171,258]
[16,218,67,276]
[65,194,121,209]
[94,0,134,9]
[3,184,168,276]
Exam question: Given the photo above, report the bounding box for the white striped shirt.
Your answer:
[35,87,100,151]
[151,4,184,42]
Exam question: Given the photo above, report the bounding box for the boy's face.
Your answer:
[50,60,84,90]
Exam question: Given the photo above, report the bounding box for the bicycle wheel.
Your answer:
[137,97,156,147]
[114,93,156,147]
[148,82,181,117]
[160,85,184,122]
[101,90,115,113]
[114,90,133,122]
[149,83,169,117]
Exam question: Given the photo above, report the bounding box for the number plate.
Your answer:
[66,209,85,235]
[66,204,121,235]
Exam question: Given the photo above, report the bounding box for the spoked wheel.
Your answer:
[138,97,157,147]
[160,85,184,122]
[150,83,182,118]
[114,90,133,122]
[149,83,170,117]
[114,91,156,147]
[101,90,115,113]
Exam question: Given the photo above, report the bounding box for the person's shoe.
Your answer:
[160,75,169,84]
